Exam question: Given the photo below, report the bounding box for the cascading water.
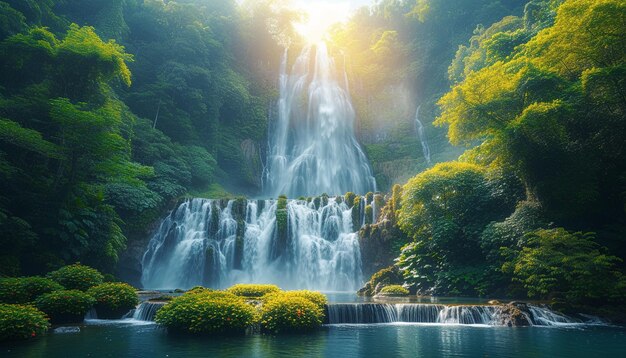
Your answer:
[264,43,376,197]
[141,197,363,291]
[325,303,591,326]
[414,105,431,164]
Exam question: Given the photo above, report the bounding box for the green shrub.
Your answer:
[47,263,104,291]
[261,290,327,309]
[155,291,255,335]
[503,228,626,304]
[87,283,138,319]
[0,277,63,304]
[378,285,410,296]
[227,284,281,298]
[0,304,50,342]
[35,290,95,324]
[260,296,323,333]
[370,266,403,289]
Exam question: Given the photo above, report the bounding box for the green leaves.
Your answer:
[504,228,625,304]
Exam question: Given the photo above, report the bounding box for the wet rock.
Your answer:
[498,303,531,327]
[53,326,80,334]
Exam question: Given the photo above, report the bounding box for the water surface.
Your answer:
[3,321,624,358]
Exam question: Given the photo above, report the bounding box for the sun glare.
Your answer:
[293,1,352,43]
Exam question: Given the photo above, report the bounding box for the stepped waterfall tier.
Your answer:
[141,197,369,290]
[264,43,376,197]
[325,303,594,326]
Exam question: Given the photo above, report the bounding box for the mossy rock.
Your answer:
[344,192,356,207]
[377,285,409,296]
[87,283,139,319]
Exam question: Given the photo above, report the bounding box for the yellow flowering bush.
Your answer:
[260,296,323,333]
[261,290,328,309]
[155,290,255,335]
[227,284,280,298]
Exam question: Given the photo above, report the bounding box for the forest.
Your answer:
[0,0,625,354]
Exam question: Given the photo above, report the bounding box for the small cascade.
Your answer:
[527,305,581,326]
[437,305,500,325]
[397,304,444,323]
[327,304,399,324]
[132,302,166,322]
[414,105,431,164]
[141,196,363,291]
[325,303,586,326]
[84,308,98,320]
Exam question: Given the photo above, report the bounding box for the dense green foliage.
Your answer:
[0,0,291,276]
[393,0,626,304]
[35,289,95,324]
[396,162,520,295]
[0,304,49,342]
[227,284,281,298]
[0,277,63,304]
[87,282,138,318]
[503,228,625,304]
[155,290,255,335]
[329,0,528,188]
[46,263,104,291]
[260,295,323,334]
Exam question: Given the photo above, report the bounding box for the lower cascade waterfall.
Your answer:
[141,197,365,291]
[325,303,591,326]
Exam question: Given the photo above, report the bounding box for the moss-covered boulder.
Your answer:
[87,283,139,319]
[377,285,409,297]
[357,266,404,296]
[35,290,95,324]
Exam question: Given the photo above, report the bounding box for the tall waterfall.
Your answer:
[264,43,376,197]
[414,105,431,164]
[141,197,364,290]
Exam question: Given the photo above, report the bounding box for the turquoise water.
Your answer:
[3,321,625,357]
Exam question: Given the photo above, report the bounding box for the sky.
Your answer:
[291,0,376,42]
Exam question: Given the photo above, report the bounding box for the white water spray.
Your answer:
[264,43,376,197]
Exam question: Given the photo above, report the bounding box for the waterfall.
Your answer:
[325,303,587,326]
[437,305,500,325]
[264,42,376,197]
[414,105,431,164]
[131,302,166,322]
[141,197,362,291]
